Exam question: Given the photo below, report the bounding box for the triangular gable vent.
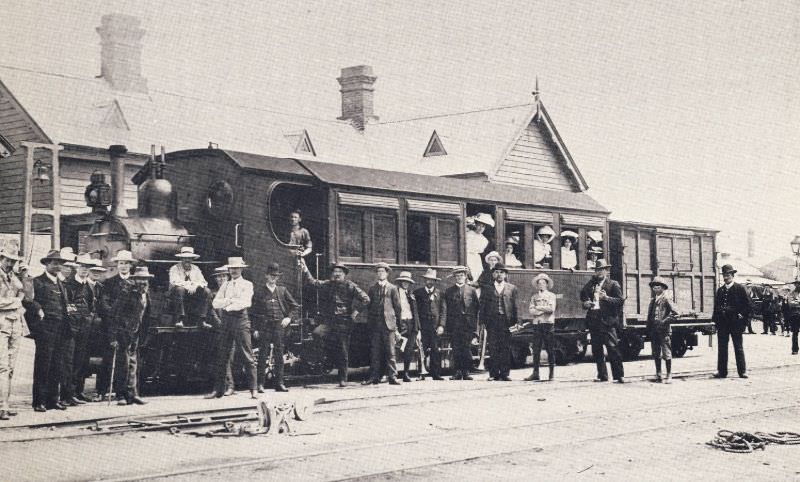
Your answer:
[96,100,130,130]
[284,129,316,156]
[423,130,447,157]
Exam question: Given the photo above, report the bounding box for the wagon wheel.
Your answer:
[671,334,689,358]
[293,400,313,421]
[257,400,276,434]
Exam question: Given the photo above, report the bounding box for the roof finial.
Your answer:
[532,76,541,121]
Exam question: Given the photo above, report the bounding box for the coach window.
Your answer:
[337,192,400,263]
[406,200,462,265]
[560,215,606,271]
[560,228,579,270]
[504,208,555,269]
[503,222,525,268]
[586,230,604,269]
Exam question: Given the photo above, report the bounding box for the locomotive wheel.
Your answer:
[671,334,689,358]
[293,400,313,421]
[257,400,276,434]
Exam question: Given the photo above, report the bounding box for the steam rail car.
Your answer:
[62,146,717,390]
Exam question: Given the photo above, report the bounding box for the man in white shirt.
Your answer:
[208,257,257,399]
[169,247,210,328]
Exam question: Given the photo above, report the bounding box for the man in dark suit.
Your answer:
[252,262,299,392]
[440,266,480,380]
[364,263,402,385]
[479,263,518,381]
[87,260,110,402]
[61,253,95,406]
[414,268,443,380]
[712,264,752,378]
[580,259,626,383]
[301,259,369,387]
[109,266,152,405]
[29,250,69,412]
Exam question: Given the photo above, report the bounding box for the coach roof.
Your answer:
[178,149,609,214]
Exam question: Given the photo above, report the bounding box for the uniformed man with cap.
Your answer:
[251,262,299,393]
[29,250,69,411]
[712,264,751,378]
[784,280,800,353]
[413,268,444,380]
[439,266,480,380]
[479,263,518,381]
[169,247,211,328]
[300,258,369,387]
[580,259,626,383]
[0,248,24,420]
[364,263,402,385]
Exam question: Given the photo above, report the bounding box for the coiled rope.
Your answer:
[707,430,800,453]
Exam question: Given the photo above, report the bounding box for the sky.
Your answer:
[3,0,799,265]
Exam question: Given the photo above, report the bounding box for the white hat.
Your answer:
[111,250,136,263]
[226,257,248,268]
[560,230,579,239]
[60,247,79,267]
[75,253,95,266]
[484,251,502,264]
[175,247,201,259]
[473,213,495,228]
[536,225,556,240]
[0,248,21,261]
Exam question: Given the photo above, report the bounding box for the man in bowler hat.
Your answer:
[712,264,752,378]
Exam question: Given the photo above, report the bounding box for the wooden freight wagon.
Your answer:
[608,220,718,359]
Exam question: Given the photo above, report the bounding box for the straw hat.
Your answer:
[0,248,20,261]
[75,253,95,266]
[175,247,201,259]
[531,273,554,289]
[560,230,579,239]
[484,251,502,264]
[213,266,229,275]
[375,262,392,273]
[395,271,415,284]
[130,266,154,278]
[649,277,669,289]
[421,268,440,280]
[474,213,495,228]
[451,266,469,275]
[111,250,136,263]
[226,257,248,268]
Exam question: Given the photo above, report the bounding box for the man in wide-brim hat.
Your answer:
[440,266,480,380]
[299,257,369,387]
[525,272,557,382]
[646,276,682,383]
[210,257,258,399]
[712,264,751,378]
[479,263,518,381]
[414,268,444,380]
[251,262,299,393]
[394,271,420,382]
[364,262,402,385]
[579,258,626,383]
[0,247,25,419]
[29,249,69,412]
[169,247,210,329]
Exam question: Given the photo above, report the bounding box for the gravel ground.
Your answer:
[2,332,799,481]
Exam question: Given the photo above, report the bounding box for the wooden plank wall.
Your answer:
[59,159,138,215]
[494,121,576,192]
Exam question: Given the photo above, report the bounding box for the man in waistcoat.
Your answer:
[712,264,752,378]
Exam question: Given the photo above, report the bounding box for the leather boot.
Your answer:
[402,372,412,382]
[524,369,540,381]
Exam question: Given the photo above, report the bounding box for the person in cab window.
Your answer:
[560,231,578,270]
[534,226,555,269]
[466,213,494,282]
[289,209,312,258]
[504,237,523,268]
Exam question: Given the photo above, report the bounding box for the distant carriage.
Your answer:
[61,147,718,391]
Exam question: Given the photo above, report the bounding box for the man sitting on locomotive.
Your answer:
[208,257,258,399]
[300,258,369,387]
[169,247,211,329]
[252,262,299,393]
[109,266,152,406]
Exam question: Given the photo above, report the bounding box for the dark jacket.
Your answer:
[251,284,300,332]
[63,276,94,334]
[397,287,420,336]
[440,283,480,335]
[30,273,67,336]
[646,294,679,333]
[100,274,131,321]
[580,277,624,330]
[367,282,402,331]
[108,279,151,340]
[479,282,519,329]
[712,282,752,332]
[303,271,369,321]
[413,286,441,334]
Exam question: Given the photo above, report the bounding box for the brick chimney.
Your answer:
[337,65,378,130]
[96,14,148,93]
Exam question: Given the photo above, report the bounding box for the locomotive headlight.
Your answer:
[85,171,113,209]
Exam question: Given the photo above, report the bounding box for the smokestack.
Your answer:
[96,14,148,93]
[337,65,378,130]
[109,145,128,217]
[747,229,755,258]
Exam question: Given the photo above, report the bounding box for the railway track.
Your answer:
[3,363,798,444]
[96,379,800,481]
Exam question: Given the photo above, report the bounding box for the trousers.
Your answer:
[486,316,511,379]
[531,323,555,372]
[369,326,397,381]
[0,314,22,410]
[32,324,68,407]
[420,329,441,378]
[589,327,624,381]
[112,333,140,400]
[716,325,746,376]
[450,330,474,374]
[257,323,289,386]
[313,318,352,382]
[215,310,256,393]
